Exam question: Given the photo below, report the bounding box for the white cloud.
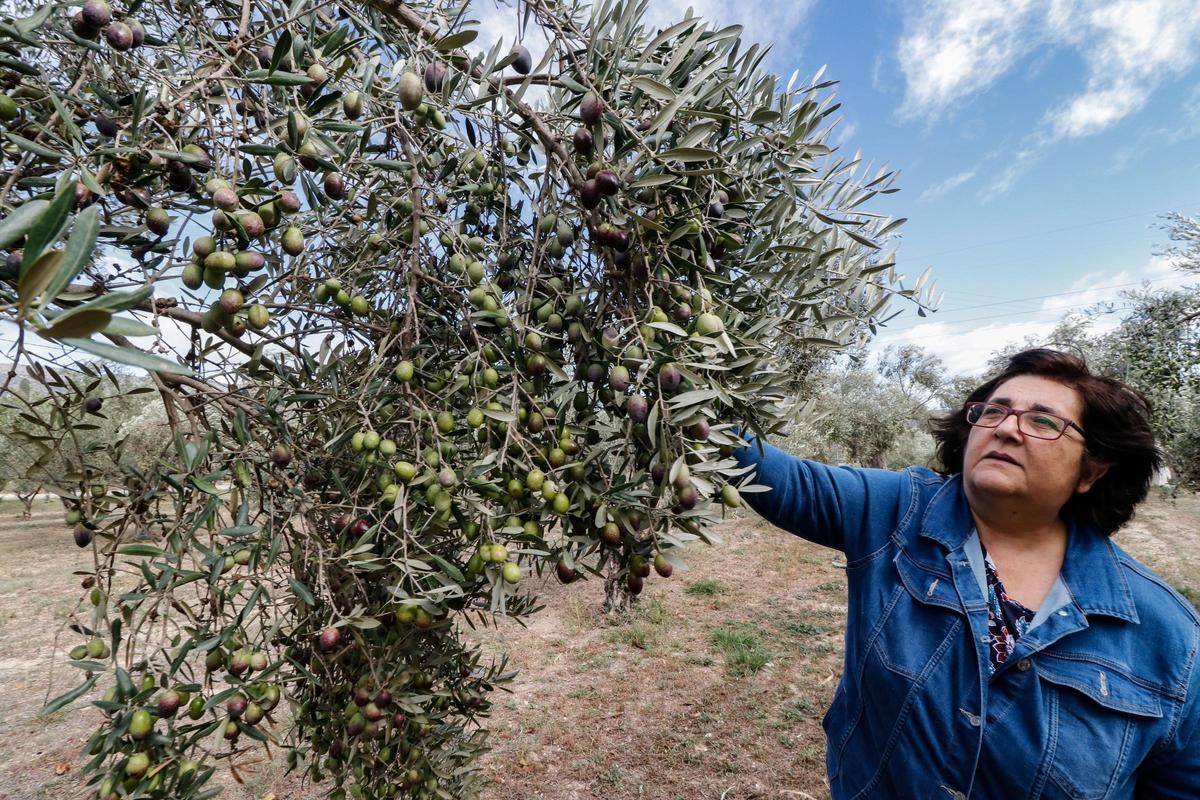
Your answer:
[919,167,977,201]
[875,318,1060,375]
[896,0,1200,196]
[639,0,817,55]
[1110,80,1200,170]
[1050,84,1143,139]
[1044,1,1200,140]
[896,0,1044,121]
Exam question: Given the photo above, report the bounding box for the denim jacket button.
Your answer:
[1016,658,1032,672]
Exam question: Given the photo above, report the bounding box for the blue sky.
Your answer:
[682,0,1200,373]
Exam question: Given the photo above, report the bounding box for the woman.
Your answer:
[733,349,1199,799]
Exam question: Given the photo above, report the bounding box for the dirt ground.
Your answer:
[0,491,1196,800]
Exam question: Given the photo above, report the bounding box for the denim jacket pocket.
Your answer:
[831,577,964,789]
[1035,654,1163,800]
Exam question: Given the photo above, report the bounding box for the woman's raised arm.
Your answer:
[733,431,913,562]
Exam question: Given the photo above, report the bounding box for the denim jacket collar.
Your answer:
[917,473,1139,624]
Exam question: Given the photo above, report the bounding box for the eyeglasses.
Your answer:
[963,401,1085,441]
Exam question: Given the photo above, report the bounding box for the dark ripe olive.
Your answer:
[317,627,341,652]
[511,45,532,75]
[625,395,649,422]
[127,19,145,48]
[572,127,593,155]
[595,170,620,196]
[104,22,134,51]
[323,172,346,200]
[93,113,118,137]
[555,559,577,584]
[579,92,603,125]
[579,179,600,209]
[423,62,447,92]
[81,0,111,28]
[71,12,100,39]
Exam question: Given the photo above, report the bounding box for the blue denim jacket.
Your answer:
[735,435,1200,799]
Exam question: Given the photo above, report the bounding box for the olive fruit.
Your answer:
[511,45,532,75]
[273,153,297,184]
[555,559,577,584]
[599,522,621,547]
[188,697,205,719]
[124,752,150,778]
[317,627,341,653]
[226,695,247,718]
[128,708,154,739]
[399,72,424,110]
[82,0,111,28]
[212,187,239,211]
[580,92,603,125]
[626,395,649,422]
[695,312,724,336]
[145,207,171,235]
[247,304,270,330]
[104,22,134,51]
[423,62,447,92]
[70,11,99,39]
[324,172,346,200]
[218,289,244,315]
[608,365,630,392]
[282,226,304,256]
[126,18,145,47]
[157,690,181,718]
[595,169,620,195]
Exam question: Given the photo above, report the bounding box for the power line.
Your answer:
[922,273,1181,317]
[878,302,1135,346]
[917,205,1187,260]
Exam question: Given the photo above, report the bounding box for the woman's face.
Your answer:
[963,374,1104,513]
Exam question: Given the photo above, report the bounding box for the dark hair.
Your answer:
[930,348,1162,534]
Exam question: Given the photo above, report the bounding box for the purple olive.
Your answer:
[104,22,134,51]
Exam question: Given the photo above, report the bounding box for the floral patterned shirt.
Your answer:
[981,544,1038,675]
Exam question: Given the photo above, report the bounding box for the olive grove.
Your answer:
[0,0,930,797]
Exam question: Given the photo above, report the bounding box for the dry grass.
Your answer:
[0,493,1196,800]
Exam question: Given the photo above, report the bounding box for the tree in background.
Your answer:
[1159,212,1200,275]
[786,346,946,470]
[983,213,1200,488]
[982,313,1103,377]
[877,343,947,409]
[1098,285,1200,487]
[0,1,931,797]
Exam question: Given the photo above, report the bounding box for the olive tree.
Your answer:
[0,0,929,797]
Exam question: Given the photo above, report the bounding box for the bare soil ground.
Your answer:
[0,492,1196,800]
